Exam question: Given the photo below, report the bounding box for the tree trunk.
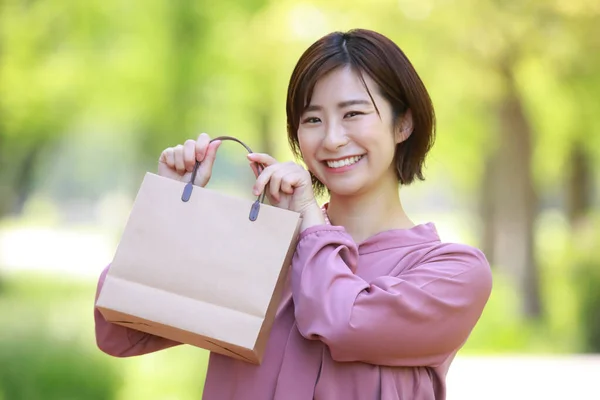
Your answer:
[11,144,42,215]
[0,135,9,218]
[566,143,593,229]
[479,152,497,265]
[257,109,274,156]
[487,63,542,319]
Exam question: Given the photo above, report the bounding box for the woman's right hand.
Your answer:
[158,133,221,187]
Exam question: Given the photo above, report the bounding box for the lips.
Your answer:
[325,155,364,169]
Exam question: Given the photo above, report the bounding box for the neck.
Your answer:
[326,176,414,243]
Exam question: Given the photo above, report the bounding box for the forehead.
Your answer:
[309,66,379,104]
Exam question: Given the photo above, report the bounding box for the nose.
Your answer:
[322,121,349,151]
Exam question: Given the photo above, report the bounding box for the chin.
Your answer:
[323,179,369,198]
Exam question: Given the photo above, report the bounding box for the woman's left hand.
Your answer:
[247,153,317,215]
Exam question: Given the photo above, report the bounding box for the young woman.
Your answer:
[94,29,493,399]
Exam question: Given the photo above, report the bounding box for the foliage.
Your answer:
[1,0,597,207]
[576,257,600,352]
[571,216,600,352]
[0,335,121,400]
[0,272,211,399]
[0,274,122,399]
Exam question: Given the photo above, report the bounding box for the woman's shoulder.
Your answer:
[394,221,489,266]
[425,239,488,262]
[380,221,490,273]
[413,237,492,286]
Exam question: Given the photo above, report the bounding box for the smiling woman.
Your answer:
[292,67,410,197]
[94,28,492,400]
[286,29,436,198]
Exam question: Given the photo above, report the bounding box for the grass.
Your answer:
[0,271,210,400]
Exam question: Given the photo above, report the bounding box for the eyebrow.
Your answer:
[304,99,372,113]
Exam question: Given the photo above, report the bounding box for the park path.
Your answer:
[447,355,600,400]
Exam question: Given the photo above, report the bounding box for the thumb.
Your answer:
[249,161,261,178]
[197,140,221,171]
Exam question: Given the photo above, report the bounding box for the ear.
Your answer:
[394,109,414,144]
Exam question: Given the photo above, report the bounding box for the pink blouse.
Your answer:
[94,210,492,399]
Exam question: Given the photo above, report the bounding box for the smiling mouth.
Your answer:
[325,155,365,169]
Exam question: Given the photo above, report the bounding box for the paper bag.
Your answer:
[95,136,302,364]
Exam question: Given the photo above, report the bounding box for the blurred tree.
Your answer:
[489,60,541,318]
[563,18,600,230]
[427,0,599,319]
[567,146,594,227]
[0,0,77,217]
[0,0,275,219]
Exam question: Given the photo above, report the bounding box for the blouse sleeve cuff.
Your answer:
[299,224,348,241]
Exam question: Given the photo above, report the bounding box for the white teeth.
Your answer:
[326,155,363,169]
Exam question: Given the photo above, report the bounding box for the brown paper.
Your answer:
[96,169,302,364]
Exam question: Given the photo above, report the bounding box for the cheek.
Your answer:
[352,118,395,149]
[298,128,317,149]
[297,131,320,165]
[297,131,308,155]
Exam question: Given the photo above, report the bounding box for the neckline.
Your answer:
[321,203,440,251]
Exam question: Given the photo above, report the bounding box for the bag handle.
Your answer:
[180,135,267,222]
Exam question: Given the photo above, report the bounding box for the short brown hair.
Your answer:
[286,29,436,195]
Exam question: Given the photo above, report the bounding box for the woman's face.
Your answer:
[297,66,404,197]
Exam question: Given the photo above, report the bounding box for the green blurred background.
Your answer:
[1,0,599,399]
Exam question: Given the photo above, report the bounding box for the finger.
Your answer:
[280,174,295,194]
[280,170,302,195]
[253,166,276,196]
[198,140,221,174]
[183,139,196,172]
[268,171,286,203]
[247,152,278,167]
[173,144,186,174]
[249,162,259,178]
[160,147,175,168]
[196,140,221,186]
[250,160,266,177]
[196,133,211,162]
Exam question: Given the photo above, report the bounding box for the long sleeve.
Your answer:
[291,226,493,368]
[94,265,181,357]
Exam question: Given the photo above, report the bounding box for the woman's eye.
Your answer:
[345,111,363,118]
[302,117,321,124]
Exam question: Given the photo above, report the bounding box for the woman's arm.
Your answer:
[94,265,181,357]
[291,226,493,367]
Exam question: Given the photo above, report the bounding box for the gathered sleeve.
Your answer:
[94,265,181,357]
[291,226,493,367]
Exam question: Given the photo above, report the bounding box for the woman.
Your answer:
[94,29,492,399]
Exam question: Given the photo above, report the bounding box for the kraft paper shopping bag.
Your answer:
[96,136,302,364]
